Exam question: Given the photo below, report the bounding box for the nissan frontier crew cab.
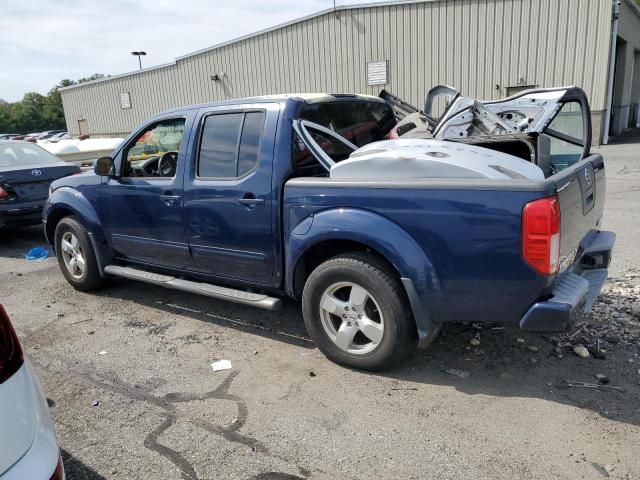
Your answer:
[44,86,615,370]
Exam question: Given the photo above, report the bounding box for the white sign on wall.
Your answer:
[367,61,388,86]
[120,92,131,109]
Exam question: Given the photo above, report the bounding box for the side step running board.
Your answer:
[104,265,282,311]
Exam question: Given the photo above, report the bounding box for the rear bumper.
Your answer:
[519,230,615,333]
[0,201,44,229]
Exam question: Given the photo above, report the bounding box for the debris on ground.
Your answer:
[309,371,317,377]
[516,337,525,344]
[595,373,610,384]
[98,350,108,355]
[470,338,480,347]
[573,345,590,358]
[527,345,538,352]
[91,400,100,407]
[443,368,470,379]
[533,271,640,366]
[210,359,232,372]
[25,247,49,260]
[556,380,623,391]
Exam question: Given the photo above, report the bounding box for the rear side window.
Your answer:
[198,111,265,178]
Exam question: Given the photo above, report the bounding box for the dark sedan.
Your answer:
[0,141,81,229]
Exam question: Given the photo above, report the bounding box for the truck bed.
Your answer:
[284,153,608,326]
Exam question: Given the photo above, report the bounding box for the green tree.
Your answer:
[1,74,108,133]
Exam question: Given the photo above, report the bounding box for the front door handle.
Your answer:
[238,197,265,207]
[161,194,181,206]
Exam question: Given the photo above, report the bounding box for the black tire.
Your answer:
[54,215,105,291]
[302,252,417,371]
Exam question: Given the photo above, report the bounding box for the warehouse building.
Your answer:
[60,0,640,144]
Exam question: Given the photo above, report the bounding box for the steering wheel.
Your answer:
[157,151,178,177]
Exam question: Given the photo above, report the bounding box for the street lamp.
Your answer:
[131,51,147,70]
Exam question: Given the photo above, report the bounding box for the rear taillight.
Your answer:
[0,305,24,384]
[0,186,8,199]
[49,454,65,480]
[522,196,561,275]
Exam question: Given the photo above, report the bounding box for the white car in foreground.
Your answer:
[0,305,64,480]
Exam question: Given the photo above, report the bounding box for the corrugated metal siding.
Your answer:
[61,0,613,136]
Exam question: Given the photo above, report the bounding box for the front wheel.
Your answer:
[302,253,416,371]
[54,216,104,291]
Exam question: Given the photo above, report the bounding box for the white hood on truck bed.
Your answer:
[330,139,545,180]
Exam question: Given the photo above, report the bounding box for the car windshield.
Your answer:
[0,143,61,167]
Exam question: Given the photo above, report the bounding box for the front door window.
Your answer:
[124,119,186,178]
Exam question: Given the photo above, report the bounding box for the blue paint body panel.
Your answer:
[43,96,613,340]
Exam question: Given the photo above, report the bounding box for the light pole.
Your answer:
[131,51,147,70]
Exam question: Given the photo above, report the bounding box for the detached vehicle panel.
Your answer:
[44,87,614,370]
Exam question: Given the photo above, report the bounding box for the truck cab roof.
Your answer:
[155,93,385,117]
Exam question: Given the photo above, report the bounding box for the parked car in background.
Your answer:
[44,87,614,370]
[44,132,70,143]
[0,305,64,479]
[0,135,22,141]
[0,141,80,229]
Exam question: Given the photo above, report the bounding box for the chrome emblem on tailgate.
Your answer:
[31,169,42,176]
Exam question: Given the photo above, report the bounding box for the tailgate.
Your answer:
[551,153,606,272]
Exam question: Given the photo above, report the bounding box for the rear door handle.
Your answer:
[238,198,265,206]
[161,194,181,206]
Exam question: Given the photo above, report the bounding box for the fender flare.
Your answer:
[44,187,113,275]
[286,207,442,342]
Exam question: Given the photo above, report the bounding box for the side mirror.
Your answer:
[94,156,115,176]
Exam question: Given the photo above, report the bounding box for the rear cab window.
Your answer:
[292,99,396,176]
[197,111,265,178]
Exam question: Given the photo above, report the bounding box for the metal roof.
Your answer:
[58,0,437,92]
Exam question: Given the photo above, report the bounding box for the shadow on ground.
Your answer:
[61,449,107,480]
[608,127,640,145]
[92,276,640,429]
[0,225,50,259]
[95,278,314,349]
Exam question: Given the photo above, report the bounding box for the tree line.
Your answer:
[0,74,107,134]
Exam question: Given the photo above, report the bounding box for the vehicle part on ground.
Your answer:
[302,253,416,371]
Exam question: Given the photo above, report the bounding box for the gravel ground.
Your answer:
[1,139,639,480]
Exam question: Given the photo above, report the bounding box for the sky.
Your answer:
[0,0,374,102]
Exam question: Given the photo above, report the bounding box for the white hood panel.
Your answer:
[330,139,545,181]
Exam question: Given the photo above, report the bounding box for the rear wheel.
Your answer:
[54,216,104,291]
[302,253,416,371]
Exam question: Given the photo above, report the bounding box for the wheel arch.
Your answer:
[45,188,104,245]
[44,188,113,276]
[285,208,441,343]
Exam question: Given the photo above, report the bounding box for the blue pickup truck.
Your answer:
[44,86,614,370]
